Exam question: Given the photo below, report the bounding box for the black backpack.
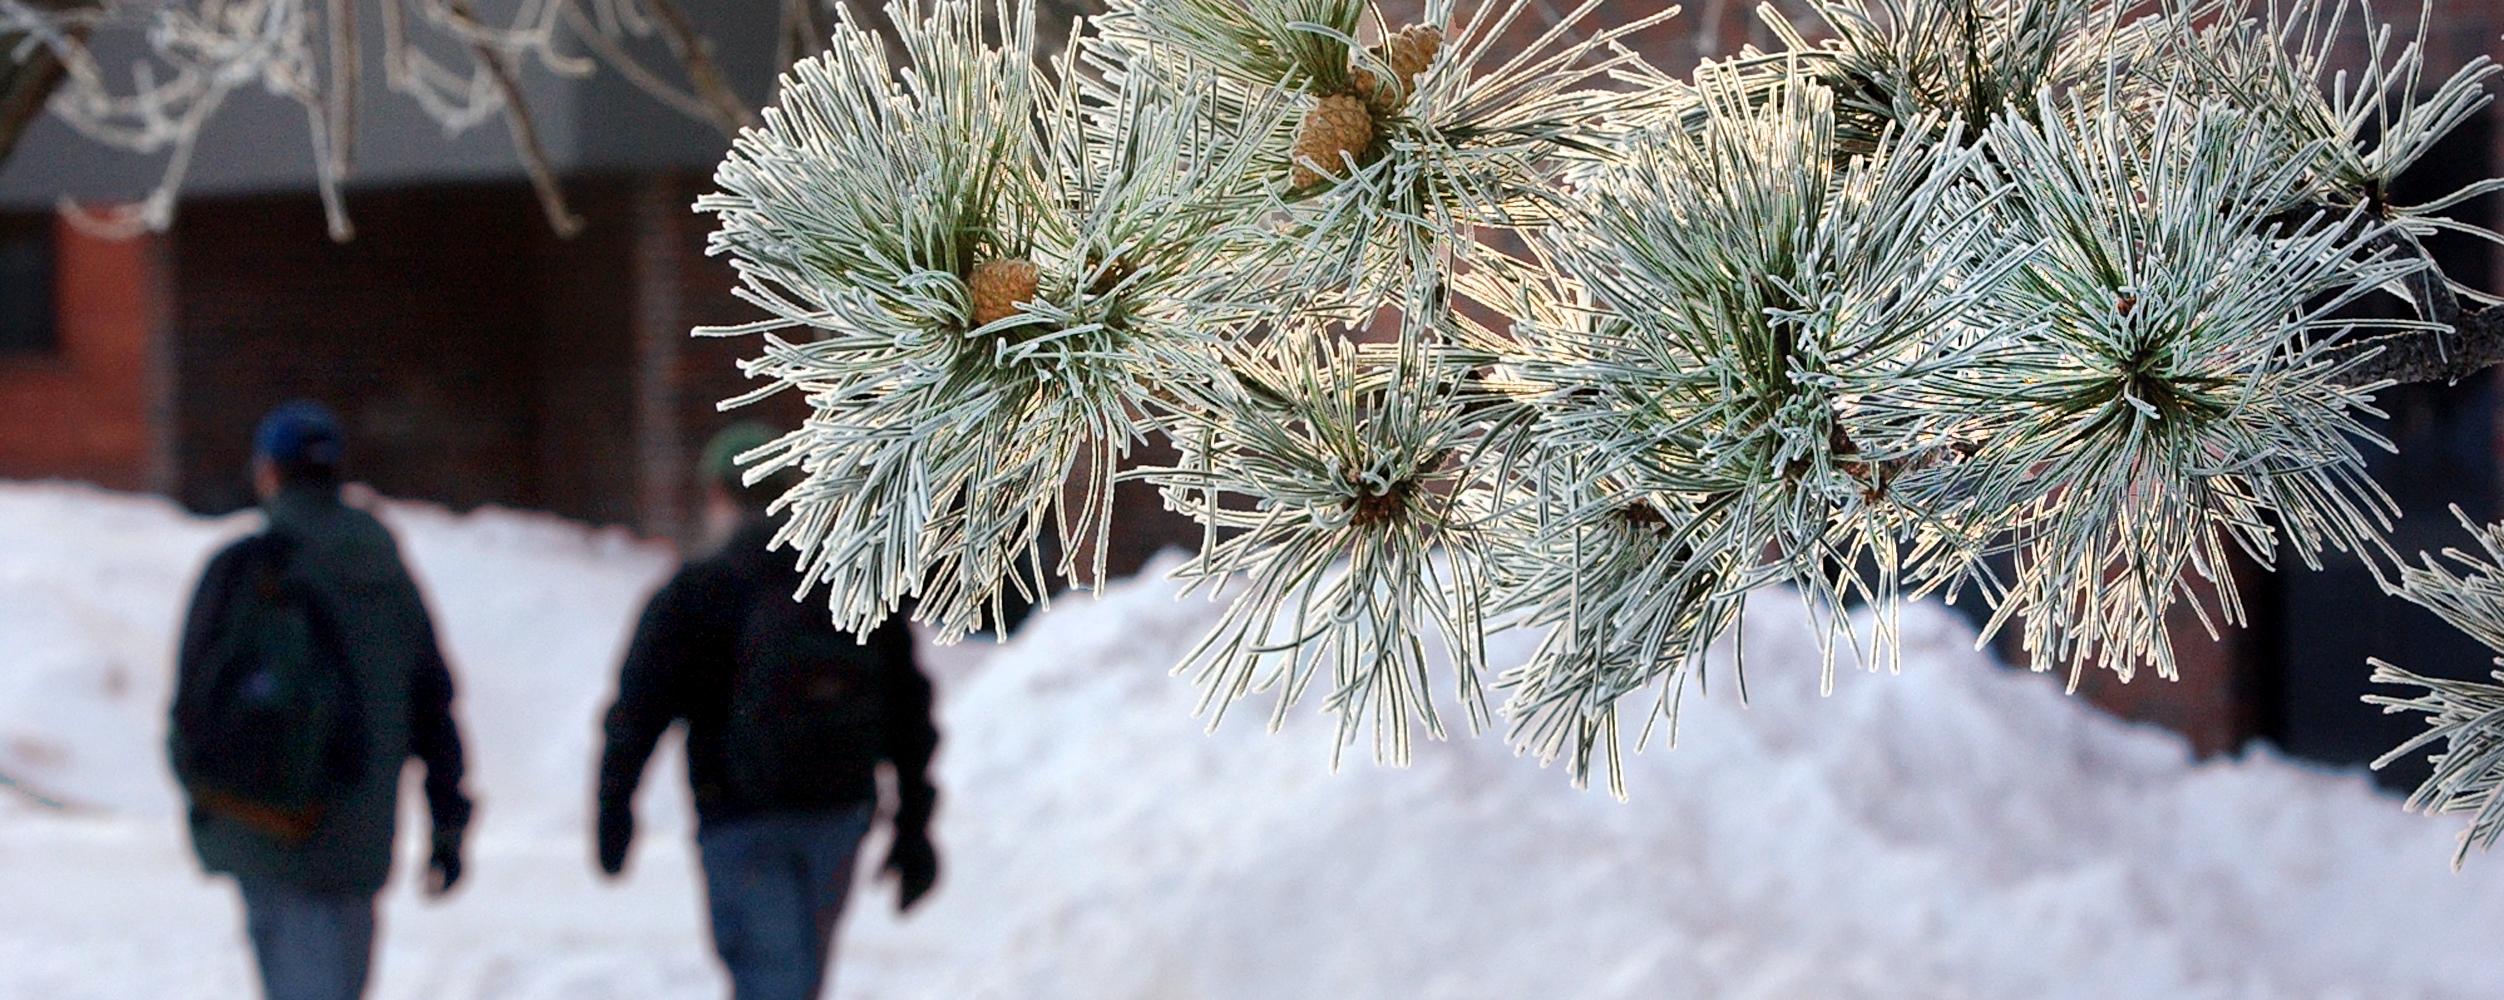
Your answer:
[721,587,895,805]
[171,534,366,842]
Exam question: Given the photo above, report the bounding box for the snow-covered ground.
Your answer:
[2,480,2501,999]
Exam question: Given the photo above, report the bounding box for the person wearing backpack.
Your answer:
[168,401,474,1000]
[595,423,941,1000]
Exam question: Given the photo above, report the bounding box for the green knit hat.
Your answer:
[700,422,799,505]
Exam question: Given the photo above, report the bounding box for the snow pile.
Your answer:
[3,481,2502,999]
[851,566,2504,999]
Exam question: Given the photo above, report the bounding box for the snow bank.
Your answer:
[2,481,2500,999]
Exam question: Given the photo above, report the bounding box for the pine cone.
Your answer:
[1291,94,1377,189]
[1353,24,1444,111]
[968,257,1040,327]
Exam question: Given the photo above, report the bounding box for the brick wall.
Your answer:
[0,219,166,491]
[625,171,808,542]
[528,178,647,529]
[158,176,718,537]
[167,184,549,515]
[128,172,877,544]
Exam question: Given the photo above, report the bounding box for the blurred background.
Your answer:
[2,2,2503,998]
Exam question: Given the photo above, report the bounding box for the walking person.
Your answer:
[596,423,942,1000]
[168,401,474,1000]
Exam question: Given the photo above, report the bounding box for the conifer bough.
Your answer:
[698,0,2504,865]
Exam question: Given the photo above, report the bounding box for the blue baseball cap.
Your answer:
[253,401,345,472]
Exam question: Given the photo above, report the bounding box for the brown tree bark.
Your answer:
[0,1,95,168]
[2330,240,2504,388]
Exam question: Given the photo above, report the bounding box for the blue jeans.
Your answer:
[698,805,877,1000]
[235,878,376,1000]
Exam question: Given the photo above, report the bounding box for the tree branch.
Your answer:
[2333,304,2504,388]
[445,0,582,238]
[0,1,94,169]
[326,0,357,179]
[642,0,758,135]
[2330,233,2504,388]
[556,0,733,127]
[780,0,833,69]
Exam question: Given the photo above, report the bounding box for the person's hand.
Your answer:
[425,828,465,899]
[881,828,940,914]
[596,803,634,878]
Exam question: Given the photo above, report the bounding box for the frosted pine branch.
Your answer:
[1155,323,1496,765]
[661,0,2504,864]
[2369,663,2504,870]
[2369,510,2504,867]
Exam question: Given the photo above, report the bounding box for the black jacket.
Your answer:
[597,519,938,831]
[172,485,471,895]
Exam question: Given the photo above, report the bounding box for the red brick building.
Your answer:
[0,175,783,541]
[0,217,166,493]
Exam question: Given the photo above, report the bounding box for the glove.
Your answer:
[596,803,634,878]
[881,827,940,914]
[425,828,465,898]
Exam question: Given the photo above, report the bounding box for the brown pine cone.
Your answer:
[968,257,1041,327]
[1291,94,1377,189]
[1353,24,1444,111]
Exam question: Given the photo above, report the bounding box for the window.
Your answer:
[0,213,55,357]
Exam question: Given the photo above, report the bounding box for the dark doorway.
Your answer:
[0,212,55,358]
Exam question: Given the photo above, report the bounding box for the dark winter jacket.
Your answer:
[596,519,938,832]
[171,485,472,896]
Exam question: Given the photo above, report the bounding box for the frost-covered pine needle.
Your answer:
[701,0,1266,640]
[2164,0,2504,302]
[2369,510,2504,868]
[1103,0,1685,301]
[1709,0,2149,157]
[1154,316,1493,766]
[1502,77,2007,730]
[1943,94,2419,683]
